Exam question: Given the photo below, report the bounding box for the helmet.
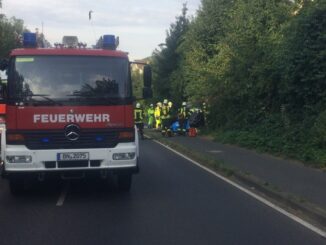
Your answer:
[182,102,187,106]
[158,102,162,107]
[163,99,168,104]
[136,103,141,108]
[168,101,172,107]
[150,103,154,107]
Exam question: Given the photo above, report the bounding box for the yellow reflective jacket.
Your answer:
[134,108,144,123]
[154,106,161,119]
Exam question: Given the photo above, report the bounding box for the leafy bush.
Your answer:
[311,110,326,148]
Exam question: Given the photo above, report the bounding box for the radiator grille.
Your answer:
[24,130,119,150]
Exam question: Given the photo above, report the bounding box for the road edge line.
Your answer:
[152,138,326,239]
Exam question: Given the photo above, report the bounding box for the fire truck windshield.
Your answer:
[9,55,130,104]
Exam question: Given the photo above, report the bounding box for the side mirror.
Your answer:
[0,83,6,101]
[143,65,152,88]
[142,87,153,99]
[0,59,9,71]
[0,84,3,100]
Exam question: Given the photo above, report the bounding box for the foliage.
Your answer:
[183,0,235,104]
[311,110,326,148]
[151,0,326,166]
[131,69,143,99]
[0,16,25,58]
[279,0,326,117]
[151,3,190,105]
[0,8,51,58]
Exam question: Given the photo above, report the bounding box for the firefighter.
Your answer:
[147,103,155,129]
[167,101,173,117]
[154,102,162,129]
[168,100,177,125]
[134,102,144,139]
[161,99,172,136]
[202,102,208,126]
[178,101,190,135]
[168,101,173,110]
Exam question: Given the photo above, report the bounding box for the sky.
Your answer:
[1,0,201,60]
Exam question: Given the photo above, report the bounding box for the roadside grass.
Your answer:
[198,127,326,169]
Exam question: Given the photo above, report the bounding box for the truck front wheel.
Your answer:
[117,173,132,192]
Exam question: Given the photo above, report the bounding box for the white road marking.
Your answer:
[207,150,223,154]
[152,139,326,238]
[56,182,69,207]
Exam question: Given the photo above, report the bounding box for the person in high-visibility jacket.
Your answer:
[161,99,172,136]
[147,104,155,129]
[178,101,190,134]
[154,102,162,129]
[134,102,145,139]
[168,100,177,123]
[202,102,208,126]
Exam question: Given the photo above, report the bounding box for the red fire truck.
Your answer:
[0,33,152,194]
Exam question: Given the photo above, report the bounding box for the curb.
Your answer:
[144,132,326,232]
[233,172,326,229]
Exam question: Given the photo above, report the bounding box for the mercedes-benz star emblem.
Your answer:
[64,124,80,141]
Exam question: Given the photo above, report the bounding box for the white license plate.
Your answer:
[57,152,89,161]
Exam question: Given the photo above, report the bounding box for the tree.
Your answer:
[280,0,326,116]
[149,0,325,164]
[151,3,189,103]
[132,66,145,99]
[217,0,292,122]
[181,0,235,105]
[0,16,25,58]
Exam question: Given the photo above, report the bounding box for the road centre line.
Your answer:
[56,182,69,207]
[152,139,326,239]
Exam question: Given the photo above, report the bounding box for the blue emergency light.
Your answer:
[95,136,104,142]
[23,32,37,48]
[103,34,116,50]
[41,137,50,143]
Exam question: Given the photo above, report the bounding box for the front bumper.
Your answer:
[4,142,137,173]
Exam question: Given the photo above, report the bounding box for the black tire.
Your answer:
[9,178,25,195]
[117,173,132,192]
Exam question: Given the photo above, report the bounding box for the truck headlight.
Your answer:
[6,155,32,163]
[112,153,136,160]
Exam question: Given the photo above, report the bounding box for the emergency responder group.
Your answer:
[134,99,208,138]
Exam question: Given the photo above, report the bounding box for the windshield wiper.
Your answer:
[66,91,84,97]
[25,94,61,105]
[65,93,123,104]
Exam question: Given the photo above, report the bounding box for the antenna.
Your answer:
[41,21,46,47]
[89,10,97,45]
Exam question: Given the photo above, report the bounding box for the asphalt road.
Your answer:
[165,135,326,208]
[0,139,324,245]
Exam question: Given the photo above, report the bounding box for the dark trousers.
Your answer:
[178,118,187,132]
[135,122,144,139]
[161,118,171,132]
